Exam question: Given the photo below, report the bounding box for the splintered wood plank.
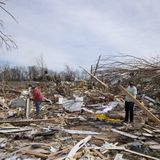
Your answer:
[149,145,160,150]
[0,118,57,125]
[124,148,160,160]
[143,128,153,134]
[111,128,138,139]
[66,135,92,159]
[0,127,32,133]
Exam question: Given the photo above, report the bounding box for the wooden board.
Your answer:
[25,98,30,119]
[111,128,138,139]
[66,135,92,159]
[0,118,57,125]
[80,66,109,90]
[119,85,160,125]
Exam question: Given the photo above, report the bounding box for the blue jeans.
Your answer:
[35,101,41,114]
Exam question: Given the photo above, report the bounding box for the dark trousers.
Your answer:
[124,101,134,122]
[35,101,41,114]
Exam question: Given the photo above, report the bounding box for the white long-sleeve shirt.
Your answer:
[125,86,137,102]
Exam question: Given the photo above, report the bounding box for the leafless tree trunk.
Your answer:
[36,54,47,81]
[0,0,17,50]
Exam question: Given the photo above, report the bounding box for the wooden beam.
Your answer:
[0,118,57,125]
[93,55,101,76]
[111,128,138,139]
[23,150,48,158]
[80,66,108,90]
[124,148,160,160]
[66,135,92,159]
[119,85,160,125]
[0,127,32,133]
[25,98,30,119]
[103,145,160,160]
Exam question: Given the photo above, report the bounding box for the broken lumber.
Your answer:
[80,66,108,90]
[103,145,160,160]
[124,148,160,160]
[73,151,83,159]
[66,135,92,159]
[62,129,100,135]
[49,147,70,158]
[0,127,32,133]
[142,128,153,134]
[111,128,138,139]
[81,66,160,125]
[119,85,160,125]
[93,135,109,141]
[91,148,109,160]
[25,98,30,119]
[23,150,48,158]
[0,118,57,125]
[0,146,30,160]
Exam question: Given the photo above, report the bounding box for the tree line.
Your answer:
[0,64,87,82]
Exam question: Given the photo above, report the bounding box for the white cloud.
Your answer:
[1,0,160,70]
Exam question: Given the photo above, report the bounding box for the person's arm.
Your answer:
[132,87,137,99]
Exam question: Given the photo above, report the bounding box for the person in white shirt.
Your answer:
[124,81,137,123]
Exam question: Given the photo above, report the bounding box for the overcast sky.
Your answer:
[0,0,160,70]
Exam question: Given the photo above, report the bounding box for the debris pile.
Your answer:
[0,60,160,159]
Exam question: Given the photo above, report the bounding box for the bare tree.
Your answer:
[0,0,17,50]
[28,65,39,80]
[95,54,160,97]
[36,54,48,80]
[60,65,76,82]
